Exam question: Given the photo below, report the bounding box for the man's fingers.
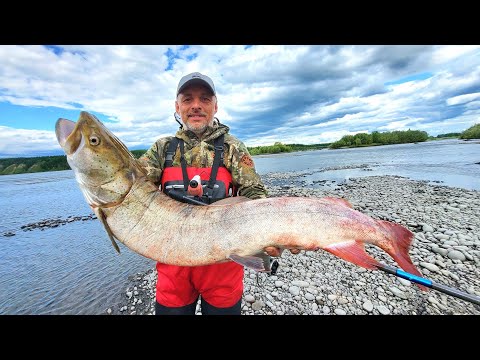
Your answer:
[264,247,300,256]
[264,246,282,257]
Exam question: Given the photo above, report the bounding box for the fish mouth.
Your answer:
[55,116,85,155]
[55,118,75,147]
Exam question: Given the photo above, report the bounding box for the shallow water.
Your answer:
[0,170,154,315]
[254,139,480,191]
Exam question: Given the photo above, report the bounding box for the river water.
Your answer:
[0,139,478,314]
[254,139,480,191]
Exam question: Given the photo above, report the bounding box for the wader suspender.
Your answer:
[164,135,225,196]
[205,135,225,201]
[164,137,189,190]
[178,140,190,190]
[164,138,178,167]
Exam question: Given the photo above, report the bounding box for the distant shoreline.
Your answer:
[1,137,471,176]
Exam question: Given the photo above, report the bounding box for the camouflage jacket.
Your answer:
[138,122,268,200]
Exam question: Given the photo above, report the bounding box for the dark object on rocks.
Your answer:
[269,259,279,275]
[20,214,97,232]
[3,232,15,237]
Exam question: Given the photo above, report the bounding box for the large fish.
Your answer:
[55,111,427,290]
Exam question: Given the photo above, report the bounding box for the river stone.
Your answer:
[431,246,448,256]
[422,224,434,232]
[444,240,459,246]
[434,233,450,240]
[377,305,390,315]
[447,250,466,261]
[289,286,300,296]
[334,308,346,315]
[338,297,349,304]
[252,301,264,311]
[397,278,412,287]
[420,262,440,272]
[389,286,408,299]
[291,280,310,287]
[363,300,374,312]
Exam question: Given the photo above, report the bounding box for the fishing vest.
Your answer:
[160,134,237,205]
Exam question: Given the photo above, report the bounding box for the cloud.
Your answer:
[446,92,480,106]
[0,126,59,156]
[0,45,480,157]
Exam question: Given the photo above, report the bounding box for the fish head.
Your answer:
[55,111,144,208]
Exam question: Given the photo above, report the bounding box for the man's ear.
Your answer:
[175,101,180,113]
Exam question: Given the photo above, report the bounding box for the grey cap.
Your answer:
[176,72,216,96]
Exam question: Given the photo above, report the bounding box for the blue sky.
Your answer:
[0,45,479,158]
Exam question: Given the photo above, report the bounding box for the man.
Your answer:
[139,72,295,315]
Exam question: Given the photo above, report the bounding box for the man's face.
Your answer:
[175,84,218,135]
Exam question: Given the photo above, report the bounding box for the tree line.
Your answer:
[329,129,429,149]
[459,123,480,139]
[0,150,147,175]
[329,123,479,149]
[247,142,330,155]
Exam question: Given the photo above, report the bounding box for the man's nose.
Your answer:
[191,98,202,109]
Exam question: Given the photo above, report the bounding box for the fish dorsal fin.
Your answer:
[93,207,121,254]
[210,196,252,206]
[229,252,272,272]
[322,197,354,208]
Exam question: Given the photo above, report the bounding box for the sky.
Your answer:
[0,45,479,158]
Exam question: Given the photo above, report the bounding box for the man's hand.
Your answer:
[264,246,301,257]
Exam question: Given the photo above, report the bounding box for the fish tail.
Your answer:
[377,220,428,291]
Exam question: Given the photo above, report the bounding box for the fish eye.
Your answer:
[89,135,100,146]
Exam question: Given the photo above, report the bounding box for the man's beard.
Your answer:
[184,119,214,135]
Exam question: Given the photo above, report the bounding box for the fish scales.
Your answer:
[102,177,396,266]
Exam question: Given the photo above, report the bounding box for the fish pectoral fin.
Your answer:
[93,207,121,254]
[229,252,272,272]
[324,240,380,270]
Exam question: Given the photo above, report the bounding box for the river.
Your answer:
[0,139,478,314]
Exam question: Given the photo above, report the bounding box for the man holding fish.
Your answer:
[139,72,298,315]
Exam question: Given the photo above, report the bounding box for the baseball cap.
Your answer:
[176,72,216,96]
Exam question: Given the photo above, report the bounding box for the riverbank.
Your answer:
[105,174,480,315]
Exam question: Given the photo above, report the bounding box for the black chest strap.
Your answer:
[164,137,179,167]
[205,135,225,198]
[163,135,225,194]
[164,137,188,190]
[178,140,190,190]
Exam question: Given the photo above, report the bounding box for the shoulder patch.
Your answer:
[240,154,254,167]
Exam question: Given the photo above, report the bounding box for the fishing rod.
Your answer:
[376,263,480,306]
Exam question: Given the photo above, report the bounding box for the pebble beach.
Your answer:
[106,173,480,315]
